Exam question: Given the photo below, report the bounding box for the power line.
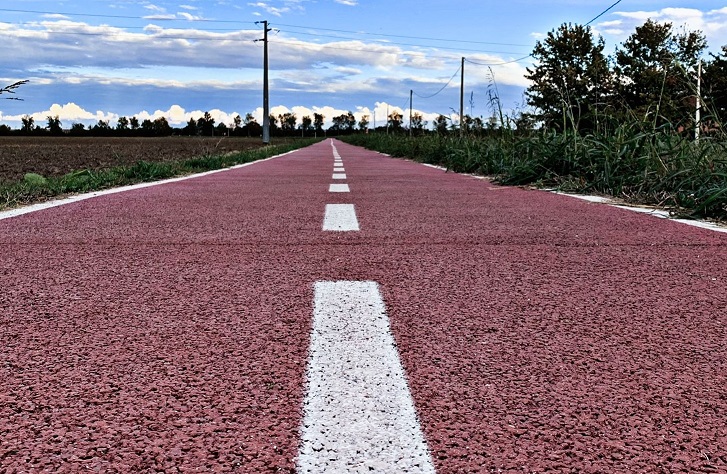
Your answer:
[0,7,533,52]
[413,65,462,99]
[465,55,533,67]
[586,0,624,25]
[274,23,532,47]
[276,29,530,56]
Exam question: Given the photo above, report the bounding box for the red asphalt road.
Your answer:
[1,139,726,473]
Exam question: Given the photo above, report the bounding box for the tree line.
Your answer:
[524,19,722,135]
[0,108,426,137]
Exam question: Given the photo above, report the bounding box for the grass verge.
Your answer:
[1,139,321,210]
[341,131,727,221]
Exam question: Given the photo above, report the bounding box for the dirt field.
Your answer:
[0,136,269,183]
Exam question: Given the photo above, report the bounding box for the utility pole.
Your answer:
[255,20,271,144]
[460,57,465,137]
[695,60,702,142]
[409,89,413,137]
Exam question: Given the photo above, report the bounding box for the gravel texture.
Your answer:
[1,139,726,472]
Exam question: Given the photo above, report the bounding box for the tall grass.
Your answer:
[0,139,321,210]
[342,128,727,220]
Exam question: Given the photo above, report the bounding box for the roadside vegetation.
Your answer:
[343,19,727,221]
[0,138,320,210]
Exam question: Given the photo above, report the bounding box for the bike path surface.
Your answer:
[1,139,726,472]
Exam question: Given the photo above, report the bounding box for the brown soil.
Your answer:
[0,136,269,183]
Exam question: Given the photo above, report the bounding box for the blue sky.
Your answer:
[1,1,726,129]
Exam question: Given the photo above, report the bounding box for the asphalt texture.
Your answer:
[1,139,726,473]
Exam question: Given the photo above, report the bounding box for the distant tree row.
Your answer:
[0,109,441,137]
[524,19,721,135]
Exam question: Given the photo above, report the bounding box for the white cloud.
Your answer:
[144,4,167,13]
[0,102,116,124]
[247,2,290,17]
[610,7,727,45]
[335,0,358,5]
[179,5,198,10]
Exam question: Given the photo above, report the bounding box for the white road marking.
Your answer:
[323,204,359,231]
[334,167,345,172]
[332,173,347,180]
[298,281,435,473]
[329,184,350,193]
[552,191,727,233]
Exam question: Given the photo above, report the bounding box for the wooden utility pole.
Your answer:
[409,89,413,137]
[255,20,271,144]
[695,60,702,142]
[460,57,465,137]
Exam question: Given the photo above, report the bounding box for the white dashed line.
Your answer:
[322,204,359,231]
[329,184,350,193]
[298,281,435,474]
[334,167,345,172]
[332,173,347,180]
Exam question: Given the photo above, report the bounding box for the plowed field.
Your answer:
[0,136,267,183]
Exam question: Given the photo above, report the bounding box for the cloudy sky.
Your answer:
[1,1,726,129]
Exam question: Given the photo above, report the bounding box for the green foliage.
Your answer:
[23,173,47,187]
[341,130,727,221]
[614,19,707,128]
[525,23,611,133]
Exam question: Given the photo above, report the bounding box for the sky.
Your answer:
[1,1,727,130]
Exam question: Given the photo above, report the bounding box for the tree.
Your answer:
[92,120,112,136]
[344,111,356,132]
[703,46,727,124]
[46,115,63,135]
[183,118,198,136]
[21,115,34,133]
[141,119,155,135]
[330,114,347,132]
[130,116,140,130]
[197,111,215,136]
[242,114,261,137]
[301,115,313,137]
[117,116,129,131]
[233,114,242,130]
[614,19,707,128]
[358,114,370,131]
[411,112,426,134]
[215,122,228,136]
[433,114,448,135]
[268,114,279,134]
[388,111,403,132]
[278,112,297,133]
[70,123,86,136]
[153,117,172,135]
[525,23,611,133]
[313,113,325,133]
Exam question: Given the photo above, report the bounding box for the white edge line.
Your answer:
[551,191,727,234]
[0,149,299,221]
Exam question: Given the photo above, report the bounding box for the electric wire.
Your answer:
[412,65,462,99]
[586,0,624,26]
[465,55,533,67]
[273,23,532,47]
